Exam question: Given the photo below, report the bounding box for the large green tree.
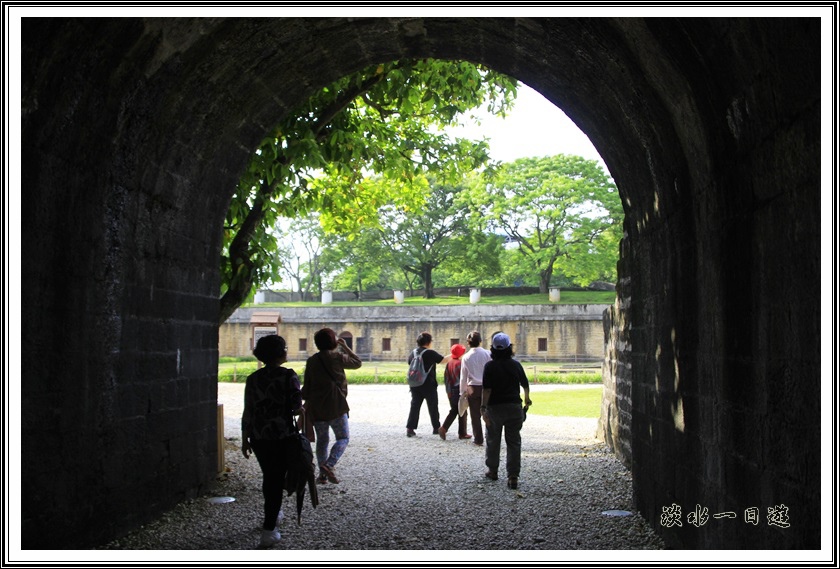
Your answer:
[435,230,505,288]
[470,154,623,293]
[377,177,486,298]
[319,228,395,298]
[219,59,517,323]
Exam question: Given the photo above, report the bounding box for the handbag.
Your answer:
[458,393,469,417]
[295,403,316,443]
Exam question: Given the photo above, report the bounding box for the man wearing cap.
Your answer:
[480,332,532,490]
[459,331,492,446]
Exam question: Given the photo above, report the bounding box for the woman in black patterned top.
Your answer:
[241,334,302,549]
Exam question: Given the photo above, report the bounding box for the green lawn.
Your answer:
[245,290,615,308]
[219,360,602,417]
[528,386,603,418]
[219,359,600,385]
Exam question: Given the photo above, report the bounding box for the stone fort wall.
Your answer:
[220,304,610,363]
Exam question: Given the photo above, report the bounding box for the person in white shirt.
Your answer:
[459,331,492,446]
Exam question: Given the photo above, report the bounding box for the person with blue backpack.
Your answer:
[405,332,451,438]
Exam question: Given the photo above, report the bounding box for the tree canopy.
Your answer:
[468,154,622,293]
[377,176,494,298]
[219,59,517,323]
[268,156,622,299]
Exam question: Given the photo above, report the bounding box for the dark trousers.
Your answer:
[441,389,468,436]
[466,385,484,444]
[484,403,524,478]
[406,379,440,431]
[251,438,294,530]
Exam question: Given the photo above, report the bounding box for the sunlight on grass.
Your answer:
[528,386,603,418]
[219,360,601,386]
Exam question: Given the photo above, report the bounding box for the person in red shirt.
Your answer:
[438,343,471,441]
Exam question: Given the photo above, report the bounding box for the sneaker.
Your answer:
[438,426,447,440]
[406,429,416,438]
[259,529,282,548]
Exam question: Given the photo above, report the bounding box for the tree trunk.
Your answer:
[401,267,415,297]
[539,268,552,294]
[422,264,435,298]
[538,257,557,294]
[218,187,269,325]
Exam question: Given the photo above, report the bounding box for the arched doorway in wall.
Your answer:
[178,19,822,550]
[338,331,354,351]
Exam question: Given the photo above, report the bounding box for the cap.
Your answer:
[450,344,466,358]
[491,333,511,350]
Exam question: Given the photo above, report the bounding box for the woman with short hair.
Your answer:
[301,328,362,484]
[241,334,302,548]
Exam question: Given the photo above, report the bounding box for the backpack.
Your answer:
[406,348,430,388]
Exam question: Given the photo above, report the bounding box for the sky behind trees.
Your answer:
[447,82,609,172]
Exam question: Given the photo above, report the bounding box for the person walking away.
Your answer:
[438,343,470,440]
[459,331,491,446]
[480,332,532,490]
[405,332,451,437]
[301,328,362,484]
[241,335,303,548]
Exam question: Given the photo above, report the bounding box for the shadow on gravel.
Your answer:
[97,385,664,554]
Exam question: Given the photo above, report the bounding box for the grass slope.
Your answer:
[245,290,616,308]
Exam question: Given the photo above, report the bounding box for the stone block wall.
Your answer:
[604,18,822,549]
[218,322,254,359]
[597,236,632,468]
[221,304,610,363]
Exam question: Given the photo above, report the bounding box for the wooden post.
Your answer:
[217,404,225,474]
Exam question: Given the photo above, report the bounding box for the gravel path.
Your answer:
[98,383,664,556]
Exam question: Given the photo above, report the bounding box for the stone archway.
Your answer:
[19,16,822,550]
[339,331,354,352]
